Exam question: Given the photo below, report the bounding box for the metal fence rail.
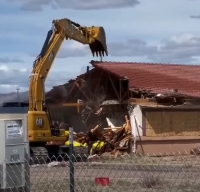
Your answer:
[3,151,200,192]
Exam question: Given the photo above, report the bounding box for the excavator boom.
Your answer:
[29,18,108,111]
[53,18,108,57]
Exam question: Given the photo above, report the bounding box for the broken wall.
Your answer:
[47,67,131,134]
[129,105,143,137]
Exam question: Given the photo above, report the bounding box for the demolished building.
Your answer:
[46,61,200,155]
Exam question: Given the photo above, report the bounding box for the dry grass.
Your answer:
[98,153,200,167]
[31,179,138,192]
[141,175,161,188]
[30,178,200,192]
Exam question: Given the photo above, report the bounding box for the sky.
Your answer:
[1,0,200,93]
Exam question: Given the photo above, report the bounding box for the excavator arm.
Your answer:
[28,18,108,142]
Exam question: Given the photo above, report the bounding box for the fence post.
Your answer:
[69,127,75,192]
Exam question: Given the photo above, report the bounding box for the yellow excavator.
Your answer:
[28,18,108,158]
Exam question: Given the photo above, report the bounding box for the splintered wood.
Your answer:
[75,115,132,155]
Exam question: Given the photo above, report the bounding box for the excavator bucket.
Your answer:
[87,27,108,57]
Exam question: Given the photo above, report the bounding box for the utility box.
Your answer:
[0,118,30,191]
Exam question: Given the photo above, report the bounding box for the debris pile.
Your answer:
[67,115,132,155]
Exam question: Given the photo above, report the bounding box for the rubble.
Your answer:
[65,115,132,156]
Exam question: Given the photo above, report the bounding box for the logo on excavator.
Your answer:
[36,118,44,128]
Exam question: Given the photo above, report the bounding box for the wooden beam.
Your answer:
[108,75,120,100]
[129,98,158,105]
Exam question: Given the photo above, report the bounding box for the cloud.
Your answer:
[190,15,200,19]
[0,56,24,63]
[11,0,140,11]
[149,34,200,63]
[42,34,200,63]
[57,42,91,58]
[0,64,77,93]
[57,47,90,58]
[74,34,200,63]
[30,34,200,63]
[118,34,200,63]
[30,41,91,58]
[107,39,157,57]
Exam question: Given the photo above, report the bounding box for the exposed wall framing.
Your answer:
[46,67,133,129]
[54,69,131,104]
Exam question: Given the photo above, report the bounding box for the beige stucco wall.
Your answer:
[145,111,200,136]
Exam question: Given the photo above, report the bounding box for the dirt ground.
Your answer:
[30,163,200,192]
[27,153,200,191]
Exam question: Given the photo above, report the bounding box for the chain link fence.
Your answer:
[3,151,200,192]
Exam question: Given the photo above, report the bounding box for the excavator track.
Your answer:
[30,147,49,164]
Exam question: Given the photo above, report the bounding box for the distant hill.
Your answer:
[0,91,28,106]
[0,84,67,106]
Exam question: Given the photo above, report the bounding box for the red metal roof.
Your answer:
[91,61,200,97]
